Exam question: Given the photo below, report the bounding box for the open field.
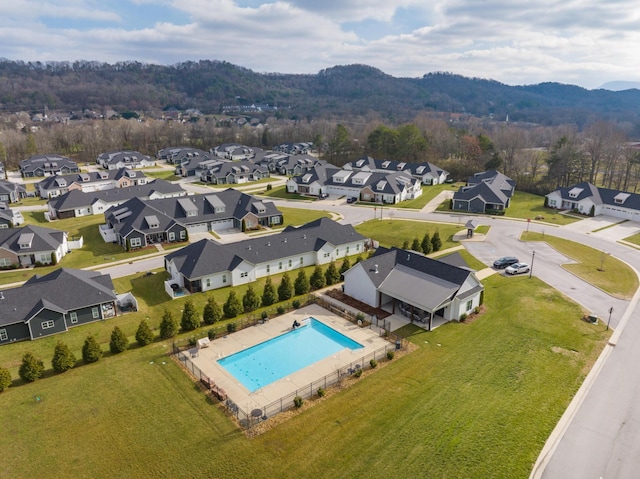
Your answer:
[0,274,610,478]
[522,231,638,299]
[355,218,463,250]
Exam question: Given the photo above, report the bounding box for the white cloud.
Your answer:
[0,0,639,88]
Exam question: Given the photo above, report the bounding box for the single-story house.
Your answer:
[545,182,640,221]
[452,170,515,213]
[157,147,209,164]
[102,188,283,250]
[47,179,186,219]
[0,224,71,268]
[164,217,367,296]
[200,160,270,184]
[0,180,26,203]
[97,150,156,170]
[345,156,449,185]
[37,168,150,198]
[211,143,265,161]
[20,154,80,178]
[287,163,422,203]
[0,202,24,228]
[0,268,118,344]
[257,153,323,176]
[272,142,314,155]
[343,247,484,330]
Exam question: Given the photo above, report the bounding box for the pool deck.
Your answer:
[189,304,392,414]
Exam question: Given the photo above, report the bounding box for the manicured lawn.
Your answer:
[522,231,638,299]
[0,274,609,478]
[435,248,488,271]
[261,184,311,201]
[276,206,332,228]
[144,170,180,181]
[622,232,640,247]
[355,219,463,250]
[394,183,461,209]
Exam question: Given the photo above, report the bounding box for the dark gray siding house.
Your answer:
[0,268,118,344]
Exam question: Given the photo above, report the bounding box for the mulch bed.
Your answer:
[324,288,392,320]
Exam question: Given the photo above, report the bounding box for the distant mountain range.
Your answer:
[2,59,640,128]
[599,81,640,92]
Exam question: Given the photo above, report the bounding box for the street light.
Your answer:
[607,306,613,331]
[529,251,535,279]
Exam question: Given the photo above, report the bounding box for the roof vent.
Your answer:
[374,264,378,274]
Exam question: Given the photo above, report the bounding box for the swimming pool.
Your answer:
[218,318,364,392]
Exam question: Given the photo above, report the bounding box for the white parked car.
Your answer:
[505,262,530,275]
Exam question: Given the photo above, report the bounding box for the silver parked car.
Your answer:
[505,262,530,275]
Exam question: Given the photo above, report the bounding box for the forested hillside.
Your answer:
[1,60,640,127]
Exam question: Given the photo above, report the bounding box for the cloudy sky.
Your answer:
[1,0,639,89]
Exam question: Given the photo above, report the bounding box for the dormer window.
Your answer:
[568,187,583,198]
[18,232,34,249]
[614,192,630,204]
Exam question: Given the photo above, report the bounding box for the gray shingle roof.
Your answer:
[20,154,78,174]
[166,218,366,280]
[37,168,148,191]
[0,268,116,327]
[0,224,66,254]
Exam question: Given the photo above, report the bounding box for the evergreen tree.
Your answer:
[242,285,261,313]
[421,232,432,254]
[402,239,409,249]
[431,230,442,252]
[294,269,310,295]
[0,366,11,392]
[202,296,222,325]
[180,299,200,331]
[109,326,129,354]
[19,352,44,382]
[411,238,422,252]
[51,341,76,373]
[135,319,154,346]
[223,291,243,318]
[261,277,277,306]
[278,272,293,301]
[159,309,178,339]
[324,261,341,285]
[82,335,102,363]
[354,255,364,265]
[339,257,351,276]
[310,265,326,290]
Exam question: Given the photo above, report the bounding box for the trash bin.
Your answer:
[395,339,401,350]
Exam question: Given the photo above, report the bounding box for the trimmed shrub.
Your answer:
[203,296,222,325]
[51,341,76,373]
[278,272,293,301]
[354,368,363,378]
[19,352,45,382]
[356,312,366,324]
[369,359,377,368]
[292,299,300,309]
[159,309,178,339]
[207,329,216,340]
[0,367,11,392]
[277,305,286,315]
[386,350,395,360]
[82,335,102,363]
[294,270,310,295]
[226,322,237,334]
[317,387,326,397]
[223,291,243,319]
[261,311,268,321]
[293,396,303,408]
[460,313,468,322]
[242,285,261,313]
[109,326,129,354]
[181,299,200,331]
[135,319,154,346]
[261,277,277,306]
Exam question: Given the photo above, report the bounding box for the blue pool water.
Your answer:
[218,318,363,392]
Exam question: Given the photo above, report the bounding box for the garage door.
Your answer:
[210,219,235,231]
[186,223,208,233]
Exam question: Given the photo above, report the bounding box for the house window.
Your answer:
[346,246,350,254]
[279,261,283,270]
[92,307,100,319]
[206,278,211,287]
[300,257,303,265]
[39,253,50,263]
[266,265,270,274]
[466,300,473,312]
[288,259,292,267]
[130,237,142,248]
[222,275,227,284]
[323,252,330,258]
[70,312,78,324]
[179,230,186,240]
[271,216,281,225]
[0,329,7,341]
[0,258,11,267]
[240,272,248,278]
[356,244,360,251]
[169,232,175,241]
[42,320,55,330]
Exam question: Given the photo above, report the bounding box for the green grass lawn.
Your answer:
[0,274,609,478]
[435,248,488,271]
[261,184,311,201]
[522,231,638,299]
[394,183,461,209]
[622,232,640,247]
[275,206,332,228]
[355,219,464,250]
[144,170,180,181]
